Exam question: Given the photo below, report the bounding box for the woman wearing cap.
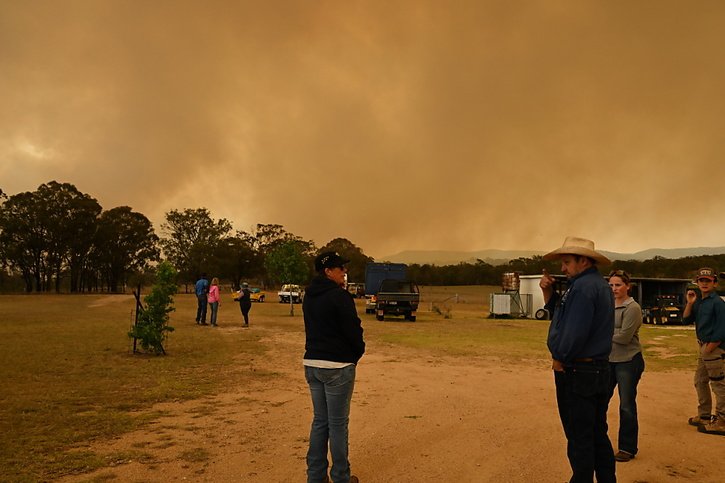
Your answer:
[207,277,221,327]
[303,251,365,483]
[607,270,644,462]
[237,282,252,327]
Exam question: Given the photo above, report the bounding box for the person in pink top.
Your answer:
[207,277,221,327]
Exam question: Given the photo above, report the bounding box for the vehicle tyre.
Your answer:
[376,314,384,321]
[408,315,416,322]
[534,308,549,320]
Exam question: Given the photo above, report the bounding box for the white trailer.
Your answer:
[489,292,532,318]
[519,275,549,319]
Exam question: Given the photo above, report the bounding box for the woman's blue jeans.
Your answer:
[208,301,219,326]
[305,364,356,483]
[608,352,645,455]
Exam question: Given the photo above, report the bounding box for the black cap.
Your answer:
[314,251,350,273]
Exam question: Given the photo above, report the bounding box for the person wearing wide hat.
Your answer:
[540,236,616,483]
[683,267,725,436]
[302,251,365,483]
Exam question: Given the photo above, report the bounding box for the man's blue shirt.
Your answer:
[683,292,725,348]
[546,266,614,363]
[195,278,209,296]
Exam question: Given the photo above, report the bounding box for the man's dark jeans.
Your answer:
[196,294,207,323]
[555,361,616,483]
[608,352,645,455]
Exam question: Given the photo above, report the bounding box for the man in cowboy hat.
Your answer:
[540,236,616,483]
[683,267,725,436]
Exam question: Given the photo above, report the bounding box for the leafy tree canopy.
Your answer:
[264,240,310,286]
[160,208,232,283]
[92,206,160,292]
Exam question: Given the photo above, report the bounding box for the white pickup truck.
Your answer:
[278,284,304,304]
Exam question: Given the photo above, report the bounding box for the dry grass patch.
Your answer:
[0,294,273,482]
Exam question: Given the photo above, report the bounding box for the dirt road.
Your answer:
[65,322,725,482]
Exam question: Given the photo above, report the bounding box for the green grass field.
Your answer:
[0,287,700,481]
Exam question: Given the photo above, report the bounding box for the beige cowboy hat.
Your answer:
[543,236,611,265]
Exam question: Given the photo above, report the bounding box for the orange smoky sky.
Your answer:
[2,0,725,259]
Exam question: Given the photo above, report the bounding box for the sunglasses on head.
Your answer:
[608,269,630,283]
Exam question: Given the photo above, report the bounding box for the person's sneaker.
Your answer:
[614,450,635,462]
[688,415,712,426]
[698,417,725,435]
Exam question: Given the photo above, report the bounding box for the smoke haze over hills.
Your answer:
[2,1,725,259]
[381,247,725,265]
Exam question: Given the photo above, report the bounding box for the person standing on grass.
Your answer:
[238,282,252,327]
[207,277,220,327]
[606,270,644,463]
[540,236,616,483]
[303,251,365,483]
[195,273,209,325]
[683,267,725,436]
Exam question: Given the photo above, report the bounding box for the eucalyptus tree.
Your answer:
[264,239,311,287]
[240,223,316,284]
[159,208,233,287]
[213,233,261,289]
[92,206,160,292]
[0,190,48,291]
[34,182,101,292]
[264,240,311,315]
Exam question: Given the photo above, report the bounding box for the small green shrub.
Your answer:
[128,261,177,354]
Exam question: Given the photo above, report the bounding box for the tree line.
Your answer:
[0,181,373,293]
[2,182,722,293]
[407,254,725,287]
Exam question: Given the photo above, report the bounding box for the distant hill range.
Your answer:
[377,247,725,266]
